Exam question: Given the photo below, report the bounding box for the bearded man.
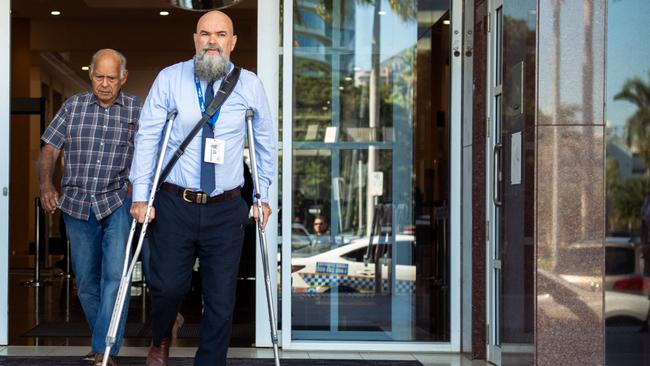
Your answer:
[129,10,276,366]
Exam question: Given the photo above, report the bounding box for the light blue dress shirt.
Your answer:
[130,60,276,202]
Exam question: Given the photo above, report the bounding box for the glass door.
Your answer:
[486,2,504,364]
[487,0,536,364]
[281,0,462,348]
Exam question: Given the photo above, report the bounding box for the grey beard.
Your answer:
[194,54,229,81]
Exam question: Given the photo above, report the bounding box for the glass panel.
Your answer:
[495,7,503,87]
[606,1,650,364]
[498,1,535,364]
[291,0,451,341]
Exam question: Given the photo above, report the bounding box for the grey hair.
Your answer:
[89,49,127,77]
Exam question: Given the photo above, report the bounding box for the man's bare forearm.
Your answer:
[38,144,60,188]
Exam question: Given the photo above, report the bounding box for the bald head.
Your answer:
[90,49,126,78]
[196,10,234,34]
[193,10,237,60]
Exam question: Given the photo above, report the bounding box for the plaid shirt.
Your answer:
[41,91,141,220]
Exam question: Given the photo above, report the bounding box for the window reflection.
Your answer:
[606,0,650,364]
[290,0,451,341]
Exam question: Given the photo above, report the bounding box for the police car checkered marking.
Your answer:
[299,273,415,293]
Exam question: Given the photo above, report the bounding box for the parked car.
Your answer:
[539,269,650,325]
[291,234,416,294]
[556,237,649,297]
[605,290,650,323]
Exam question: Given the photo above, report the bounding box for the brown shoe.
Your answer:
[171,313,185,345]
[84,351,95,363]
[94,353,116,366]
[146,337,170,366]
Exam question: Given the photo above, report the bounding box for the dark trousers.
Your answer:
[148,189,248,366]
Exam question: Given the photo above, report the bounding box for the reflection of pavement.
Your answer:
[291,292,414,331]
[606,325,650,366]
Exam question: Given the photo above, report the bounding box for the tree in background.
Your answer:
[615,70,650,177]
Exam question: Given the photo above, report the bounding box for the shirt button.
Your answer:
[100,142,104,146]
[90,194,95,198]
[96,159,101,163]
[94,177,98,180]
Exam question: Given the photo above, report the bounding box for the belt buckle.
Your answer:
[182,189,207,204]
[181,189,194,203]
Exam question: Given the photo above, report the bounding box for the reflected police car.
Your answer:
[291,234,416,294]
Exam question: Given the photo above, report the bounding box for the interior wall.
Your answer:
[10,18,34,265]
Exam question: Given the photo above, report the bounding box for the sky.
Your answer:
[353,0,435,70]
[607,0,650,134]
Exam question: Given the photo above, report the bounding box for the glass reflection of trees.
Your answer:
[608,71,650,234]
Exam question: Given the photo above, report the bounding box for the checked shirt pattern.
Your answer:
[41,91,141,220]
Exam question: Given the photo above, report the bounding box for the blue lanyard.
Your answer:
[194,74,221,126]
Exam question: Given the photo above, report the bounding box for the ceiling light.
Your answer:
[443,20,451,25]
[50,10,61,16]
[159,11,170,16]
[81,66,89,71]
[378,11,387,16]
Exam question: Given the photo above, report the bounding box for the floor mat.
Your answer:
[22,322,203,338]
[22,322,146,338]
[0,357,423,365]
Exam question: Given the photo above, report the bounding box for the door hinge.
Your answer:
[2,187,6,196]
[486,219,490,242]
[486,117,491,138]
[487,12,491,33]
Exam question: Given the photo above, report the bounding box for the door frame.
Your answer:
[0,0,10,347]
[255,0,281,348]
[279,0,463,352]
[486,0,504,363]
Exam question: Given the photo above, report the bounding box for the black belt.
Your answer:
[160,183,241,204]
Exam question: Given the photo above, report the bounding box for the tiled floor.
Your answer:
[0,346,490,365]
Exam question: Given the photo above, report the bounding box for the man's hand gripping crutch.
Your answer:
[101,111,178,366]
[246,108,281,366]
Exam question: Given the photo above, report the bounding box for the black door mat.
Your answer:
[0,357,423,365]
[22,322,146,338]
[22,322,207,338]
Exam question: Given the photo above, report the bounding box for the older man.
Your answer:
[38,48,140,366]
[130,10,276,366]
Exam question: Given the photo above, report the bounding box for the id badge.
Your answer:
[204,138,225,165]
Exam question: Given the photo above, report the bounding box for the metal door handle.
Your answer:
[493,143,503,207]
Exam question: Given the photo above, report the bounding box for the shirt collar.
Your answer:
[90,90,125,107]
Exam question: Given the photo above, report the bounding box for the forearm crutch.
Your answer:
[102,111,178,366]
[246,109,281,366]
